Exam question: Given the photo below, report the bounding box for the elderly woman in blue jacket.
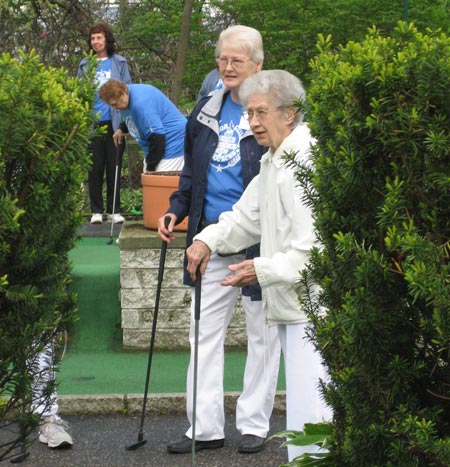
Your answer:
[186,70,332,462]
[157,25,280,456]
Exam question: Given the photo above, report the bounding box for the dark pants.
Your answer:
[88,121,125,214]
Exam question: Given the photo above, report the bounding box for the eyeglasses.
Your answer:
[243,107,286,122]
[216,57,254,69]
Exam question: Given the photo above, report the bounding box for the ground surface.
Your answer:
[20,413,288,467]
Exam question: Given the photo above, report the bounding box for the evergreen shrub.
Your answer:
[0,51,94,461]
[299,22,450,466]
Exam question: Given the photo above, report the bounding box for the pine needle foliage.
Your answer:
[295,22,450,466]
[0,51,95,462]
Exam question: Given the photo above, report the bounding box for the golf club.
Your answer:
[126,215,170,451]
[191,267,202,467]
[10,446,30,464]
[107,143,121,245]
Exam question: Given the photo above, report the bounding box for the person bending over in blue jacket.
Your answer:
[99,79,186,173]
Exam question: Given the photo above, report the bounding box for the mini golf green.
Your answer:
[59,237,284,395]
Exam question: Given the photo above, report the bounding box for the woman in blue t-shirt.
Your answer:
[77,23,132,225]
[99,79,186,173]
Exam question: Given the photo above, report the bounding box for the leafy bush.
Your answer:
[120,187,143,214]
[0,51,94,461]
[298,22,450,466]
[272,423,334,467]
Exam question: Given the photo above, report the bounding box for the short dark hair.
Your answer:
[88,23,116,56]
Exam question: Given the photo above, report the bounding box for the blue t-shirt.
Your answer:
[93,57,112,122]
[121,84,186,160]
[203,94,249,222]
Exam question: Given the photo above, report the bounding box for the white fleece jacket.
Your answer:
[194,124,316,325]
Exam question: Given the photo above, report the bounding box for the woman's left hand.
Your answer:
[221,259,257,287]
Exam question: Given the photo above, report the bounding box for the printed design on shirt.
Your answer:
[211,120,245,172]
[125,116,140,140]
[95,68,111,89]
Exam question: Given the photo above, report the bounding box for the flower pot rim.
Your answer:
[142,171,181,177]
[141,172,181,188]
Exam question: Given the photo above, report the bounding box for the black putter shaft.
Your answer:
[191,267,202,467]
[107,144,121,245]
[126,216,171,451]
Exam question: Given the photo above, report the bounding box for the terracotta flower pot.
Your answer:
[141,172,188,231]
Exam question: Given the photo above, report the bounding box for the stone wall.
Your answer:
[118,221,247,350]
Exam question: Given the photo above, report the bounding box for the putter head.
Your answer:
[107,237,113,245]
[10,451,30,463]
[126,439,147,451]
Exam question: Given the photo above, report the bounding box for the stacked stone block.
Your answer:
[118,221,246,350]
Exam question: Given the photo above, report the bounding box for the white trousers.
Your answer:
[278,323,332,461]
[30,342,59,417]
[185,253,281,440]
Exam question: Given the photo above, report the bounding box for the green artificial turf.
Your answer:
[58,237,284,395]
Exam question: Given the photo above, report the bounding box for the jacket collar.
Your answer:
[200,86,229,118]
[261,124,311,168]
[197,87,253,138]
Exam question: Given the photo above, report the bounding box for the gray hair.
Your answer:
[215,25,264,63]
[239,70,306,125]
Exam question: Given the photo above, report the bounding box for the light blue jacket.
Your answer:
[77,53,131,131]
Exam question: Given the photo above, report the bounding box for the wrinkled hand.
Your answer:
[186,240,211,281]
[112,129,124,147]
[221,260,257,288]
[157,214,177,243]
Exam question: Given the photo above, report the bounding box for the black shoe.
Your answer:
[238,434,266,453]
[167,436,225,454]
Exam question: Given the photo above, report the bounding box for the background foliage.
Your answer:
[0,51,94,462]
[1,1,450,463]
[1,0,450,107]
[297,22,450,466]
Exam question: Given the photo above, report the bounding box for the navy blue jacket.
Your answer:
[168,88,265,299]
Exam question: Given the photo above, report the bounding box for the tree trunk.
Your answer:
[119,0,128,21]
[171,0,195,105]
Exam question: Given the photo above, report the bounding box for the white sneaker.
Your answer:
[90,213,103,224]
[39,415,73,449]
[107,213,125,223]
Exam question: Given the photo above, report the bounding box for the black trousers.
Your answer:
[88,121,125,214]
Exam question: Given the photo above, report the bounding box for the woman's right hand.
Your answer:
[112,129,124,147]
[157,214,177,242]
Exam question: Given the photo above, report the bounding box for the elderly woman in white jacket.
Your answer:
[185,69,331,461]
